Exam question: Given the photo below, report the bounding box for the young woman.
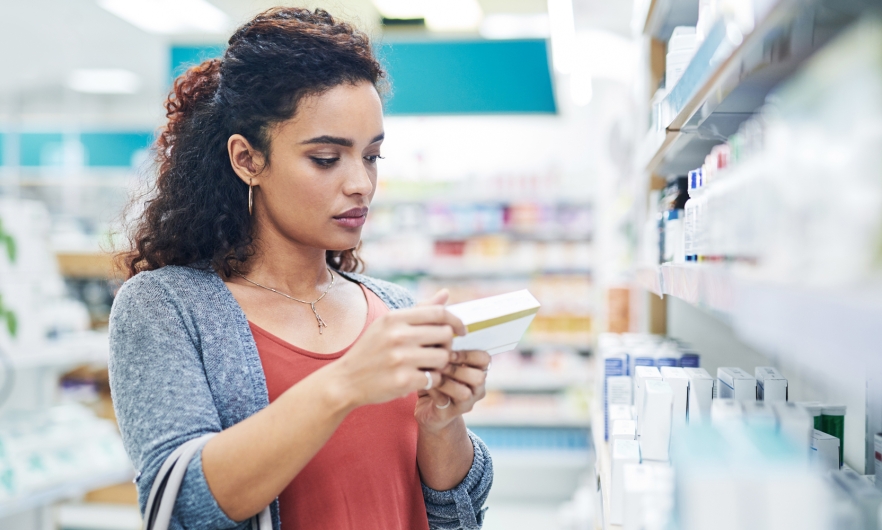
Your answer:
[109,8,492,530]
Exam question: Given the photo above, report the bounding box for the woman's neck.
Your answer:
[241,233,333,299]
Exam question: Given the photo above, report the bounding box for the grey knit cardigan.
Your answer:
[108,265,492,530]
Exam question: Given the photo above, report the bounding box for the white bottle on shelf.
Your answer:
[682,169,701,262]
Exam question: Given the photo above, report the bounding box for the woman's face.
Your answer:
[245,81,384,252]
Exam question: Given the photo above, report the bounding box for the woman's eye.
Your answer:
[364,155,385,163]
[311,157,339,167]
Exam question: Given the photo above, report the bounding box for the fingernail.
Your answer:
[451,351,459,362]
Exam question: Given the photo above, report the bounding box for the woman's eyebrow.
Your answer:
[299,133,384,146]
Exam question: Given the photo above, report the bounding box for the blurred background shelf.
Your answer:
[6,333,110,369]
[0,469,134,520]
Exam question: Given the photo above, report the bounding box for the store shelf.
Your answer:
[465,413,591,428]
[368,268,592,279]
[636,263,882,383]
[0,468,134,519]
[591,404,618,530]
[5,332,109,369]
[56,251,116,280]
[643,0,699,41]
[645,0,867,175]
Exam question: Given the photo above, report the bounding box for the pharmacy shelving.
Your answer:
[591,403,618,530]
[643,0,866,175]
[4,332,109,369]
[466,413,590,429]
[0,469,134,519]
[635,263,882,379]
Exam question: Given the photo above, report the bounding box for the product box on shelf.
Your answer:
[611,439,641,525]
[634,366,662,436]
[717,367,756,401]
[660,367,689,429]
[684,368,714,424]
[755,366,788,402]
[641,380,673,462]
[811,430,840,472]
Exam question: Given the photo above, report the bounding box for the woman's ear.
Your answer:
[228,134,266,185]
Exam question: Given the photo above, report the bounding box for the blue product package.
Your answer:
[604,353,628,440]
[679,352,700,368]
[628,350,654,377]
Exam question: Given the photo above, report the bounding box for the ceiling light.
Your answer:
[547,0,576,74]
[425,0,482,32]
[372,0,482,32]
[480,14,550,40]
[372,0,428,20]
[98,0,230,34]
[67,69,141,94]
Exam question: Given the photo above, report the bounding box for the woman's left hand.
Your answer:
[414,349,490,434]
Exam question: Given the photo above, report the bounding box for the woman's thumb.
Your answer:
[418,289,449,307]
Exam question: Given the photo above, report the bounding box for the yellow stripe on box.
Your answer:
[464,307,540,333]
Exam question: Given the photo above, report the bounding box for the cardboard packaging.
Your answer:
[448,289,539,355]
[755,366,788,402]
[611,439,641,525]
[717,367,756,401]
[634,366,663,436]
[684,368,714,424]
[641,380,673,462]
[811,429,840,472]
[660,367,689,428]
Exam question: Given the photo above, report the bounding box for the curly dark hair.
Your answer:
[121,7,385,279]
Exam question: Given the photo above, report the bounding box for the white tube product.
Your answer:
[660,367,689,428]
[742,401,777,428]
[684,367,714,424]
[711,399,743,425]
[611,439,641,525]
[634,366,663,436]
[622,463,653,530]
[755,366,788,402]
[641,380,674,462]
[716,367,756,401]
[773,402,814,457]
[811,429,840,472]
[610,419,637,461]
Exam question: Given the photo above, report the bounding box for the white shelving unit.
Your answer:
[0,469,134,520]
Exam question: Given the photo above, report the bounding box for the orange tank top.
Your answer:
[249,284,429,530]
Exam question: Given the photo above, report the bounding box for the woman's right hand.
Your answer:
[328,292,466,409]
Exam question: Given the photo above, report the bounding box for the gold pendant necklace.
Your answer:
[234,267,335,334]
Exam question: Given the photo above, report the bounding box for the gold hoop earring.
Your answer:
[248,179,253,216]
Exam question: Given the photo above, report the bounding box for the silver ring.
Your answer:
[423,370,433,391]
[435,398,452,409]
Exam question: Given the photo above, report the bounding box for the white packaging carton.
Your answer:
[610,419,637,461]
[774,401,814,456]
[641,380,673,461]
[447,290,539,355]
[711,399,743,424]
[717,367,756,401]
[660,367,689,428]
[634,366,663,435]
[811,430,840,472]
[684,368,714,424]
[611,439,641,525]
[742,401,777,428]
[602,349,629,440]
[755,366,788,402]
[623,464,653,530]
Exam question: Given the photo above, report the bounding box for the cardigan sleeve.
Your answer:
[108,273,245,530]
[421,430,494,530]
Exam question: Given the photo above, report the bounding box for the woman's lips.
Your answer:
[333,208,368,228]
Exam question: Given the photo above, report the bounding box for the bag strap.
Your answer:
[143,433,272,530]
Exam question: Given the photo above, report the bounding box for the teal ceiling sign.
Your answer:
[170,45,226,83]
[3,132,152,168]
[80,132,153,167]
[379,39,556,115]
[170,39,556,115]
